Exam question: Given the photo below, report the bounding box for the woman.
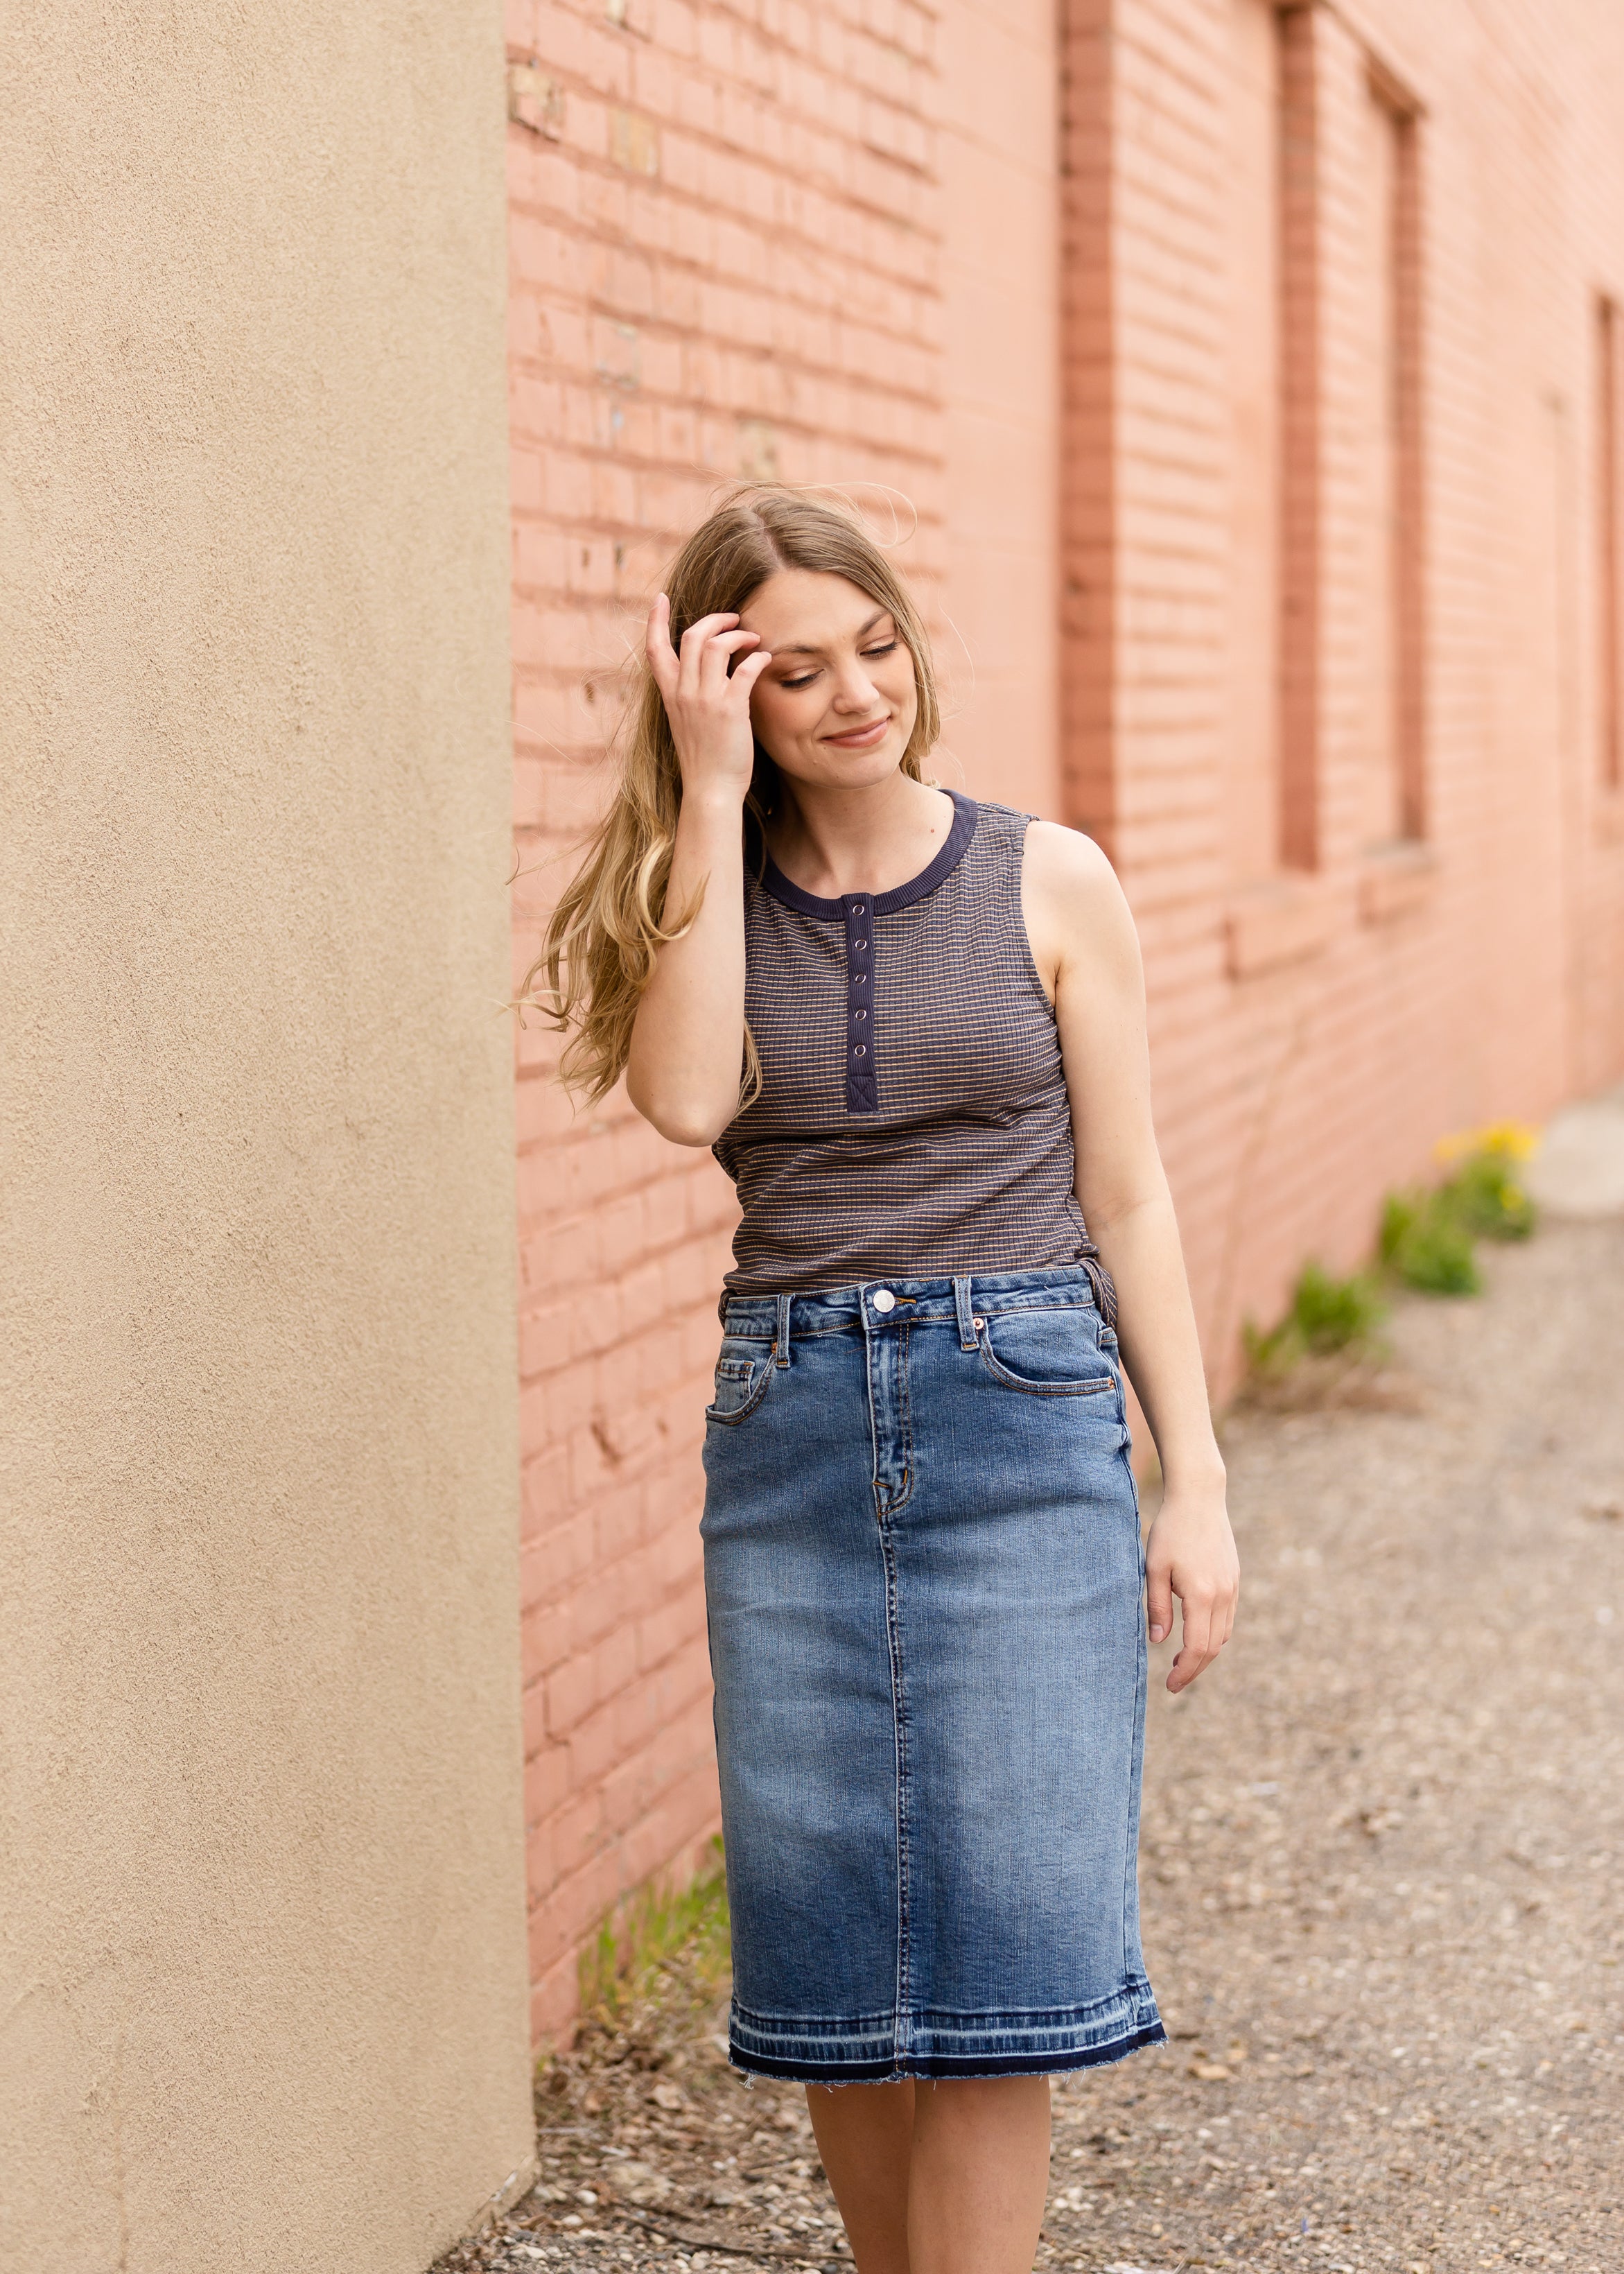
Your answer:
[535,489,1239,2274]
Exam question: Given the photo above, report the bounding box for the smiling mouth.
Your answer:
[821,717,891,748]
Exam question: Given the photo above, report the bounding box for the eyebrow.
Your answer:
[770,608,892,657]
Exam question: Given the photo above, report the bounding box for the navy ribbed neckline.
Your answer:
[757,790,979,920]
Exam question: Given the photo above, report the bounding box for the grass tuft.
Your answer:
[1442,1147,1537,1244]
[1244,1260,1388,1378]
[1379,1187,1481,1295]
[1380,1125,1539,1295]
[1241,1123,1542,1398]
[575,1837,731,2027]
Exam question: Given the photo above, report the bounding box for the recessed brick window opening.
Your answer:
[1597,294,1621,792]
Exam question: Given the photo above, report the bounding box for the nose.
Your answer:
[829,658,882,711]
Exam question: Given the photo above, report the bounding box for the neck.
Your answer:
[764,772,957,899]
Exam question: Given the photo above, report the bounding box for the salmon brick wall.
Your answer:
[1073,0,1624,1372]
[511,0,1624,2042]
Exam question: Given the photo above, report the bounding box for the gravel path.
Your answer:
[436,1208,1624,2274]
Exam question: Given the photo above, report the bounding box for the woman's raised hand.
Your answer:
[645,593,773,805]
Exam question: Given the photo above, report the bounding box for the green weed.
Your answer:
[1379,1186,1481,1295]
[575,1838,731,2026]
[1433,1121,1540,1243]
[1244,1260,1388,1377]
[1378,1125,1538,1294]
[1239,1122,1541,1398]
[1442,1147,1537,1242]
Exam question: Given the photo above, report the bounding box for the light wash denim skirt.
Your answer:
[700,1264,1165,2083]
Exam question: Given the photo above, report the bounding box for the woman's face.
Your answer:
[737,569,919,792]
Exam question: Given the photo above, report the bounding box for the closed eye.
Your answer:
[780,641,899,692]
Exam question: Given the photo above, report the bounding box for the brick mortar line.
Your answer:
[505,109,943,227]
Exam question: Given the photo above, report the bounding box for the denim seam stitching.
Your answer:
[704,1357,778,1427]
[723,1301,1101,1328]
[882,1514,911,2075]
[887,1321,916,1515]
[731,1988,1153,2032]
[1120,1394,1148,1987]
[893,1329,914,2057]
[726,2017,1167,2084]
[865,1311,911,2076]
[976,1335,1117,1398]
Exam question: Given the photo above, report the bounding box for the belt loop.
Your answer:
[775,1292,792,1368]
[1082,1253,1119,1335]
[952,1274,978,1351]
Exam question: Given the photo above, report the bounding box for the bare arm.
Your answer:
[624,598,771,1145]
[1024,820,1239,1692]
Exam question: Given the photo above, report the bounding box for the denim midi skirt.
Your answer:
[700,1264,1165,2083]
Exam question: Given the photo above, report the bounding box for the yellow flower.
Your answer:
[1433,1120,1539,1166]
[1481,1120,1539,1161]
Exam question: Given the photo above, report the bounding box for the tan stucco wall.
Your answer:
[0,9,532,2271]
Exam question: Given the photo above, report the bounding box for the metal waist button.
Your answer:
[871,1287,896,1312]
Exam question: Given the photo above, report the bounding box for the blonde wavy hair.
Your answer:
[521,486,942,1104]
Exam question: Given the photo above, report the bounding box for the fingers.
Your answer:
[1163,1577,1240,1693]
[647,600,772,743]
[1167,1592,1218,1694]
[677,609,741,692]
[676,607,741,646]
[645,592,678,697]
[646,599,750,684]
[731,645,775,697]
[696,626,764,696]
[1145,1557,1173,1650]
[1144,1500,1240,1692]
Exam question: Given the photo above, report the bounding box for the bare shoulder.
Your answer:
[1021,819,1139,976]
[1022,817,1120,901]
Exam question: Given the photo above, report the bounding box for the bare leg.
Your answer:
[907,2078,1051,2274]
[806,2081,915,2274]
[806,2075,1051,2274]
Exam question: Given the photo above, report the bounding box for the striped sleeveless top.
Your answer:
[713,791,1107,1303]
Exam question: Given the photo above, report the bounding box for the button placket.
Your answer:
[843,893,878,1113]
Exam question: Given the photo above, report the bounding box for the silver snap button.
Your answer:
[853,1008,867,1021]
[853,1043,866,1057]
[871,1287,896,1312]
[854,938,868,951]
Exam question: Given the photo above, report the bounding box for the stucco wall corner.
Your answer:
[0,5,532,2271]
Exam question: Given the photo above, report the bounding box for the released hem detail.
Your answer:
[727,1985,1165,2085]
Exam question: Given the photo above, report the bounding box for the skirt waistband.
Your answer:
[718,1258,1117,1341]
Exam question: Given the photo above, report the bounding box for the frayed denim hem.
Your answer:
[726,1985,1166,2085]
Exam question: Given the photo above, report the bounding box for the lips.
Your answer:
[821,717,890,749]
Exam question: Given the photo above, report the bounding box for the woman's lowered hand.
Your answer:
[1144,1484,1239,1693]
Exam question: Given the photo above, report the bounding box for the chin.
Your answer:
[820,736,905,783]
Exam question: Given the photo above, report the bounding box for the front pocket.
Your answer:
[705,1348,777,1426]
[975,1308,1117,1398]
